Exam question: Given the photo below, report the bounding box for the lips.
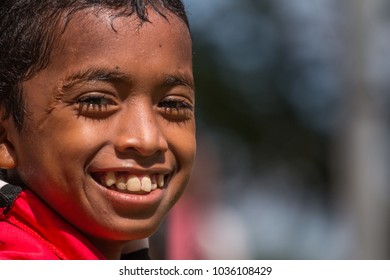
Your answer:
[92,171,166,193]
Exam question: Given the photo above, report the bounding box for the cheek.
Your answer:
[16,117,107,179]
[166,124,196,171]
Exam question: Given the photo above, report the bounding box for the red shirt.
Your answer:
[0,184,105,259]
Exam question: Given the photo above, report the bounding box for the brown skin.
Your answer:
[0,8,195,259]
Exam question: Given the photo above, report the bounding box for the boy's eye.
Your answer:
[158,98,194,121]
[78,94,112,106]
[76,93,118,116]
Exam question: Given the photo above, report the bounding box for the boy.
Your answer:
[0,0,195,260]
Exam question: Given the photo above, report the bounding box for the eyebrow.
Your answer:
[162,73,194,90]
[61,68,131,90]
[60,67,194,93]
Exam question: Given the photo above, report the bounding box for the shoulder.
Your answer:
[0,181,60,260]
[0,181,105,260]
[0,219,59,260]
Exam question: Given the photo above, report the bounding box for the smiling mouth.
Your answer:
[92,172,167,194]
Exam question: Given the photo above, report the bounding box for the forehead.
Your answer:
[44,8,192,75]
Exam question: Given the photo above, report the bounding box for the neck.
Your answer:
[87,237,149,259]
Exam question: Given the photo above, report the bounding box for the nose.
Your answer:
[114,104,168,157]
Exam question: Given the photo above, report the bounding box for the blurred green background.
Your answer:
[151,0,390,259]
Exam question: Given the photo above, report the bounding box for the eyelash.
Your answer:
[75,94,194,120]
[158,98,194,120]
[76,94,115,112]
[158,99,193,112]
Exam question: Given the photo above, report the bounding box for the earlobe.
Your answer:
[0,122,16,169]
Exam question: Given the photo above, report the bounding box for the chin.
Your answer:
[90,213,165,242]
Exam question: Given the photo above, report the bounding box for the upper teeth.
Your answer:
[102,172,165,193]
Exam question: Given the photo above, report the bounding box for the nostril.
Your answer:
[115,134,168,158]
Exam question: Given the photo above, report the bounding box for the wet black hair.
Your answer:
[0,0,189,130]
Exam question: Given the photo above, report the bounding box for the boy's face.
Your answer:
[2,9,195,247]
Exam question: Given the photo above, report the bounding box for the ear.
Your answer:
[0,119,16,169]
